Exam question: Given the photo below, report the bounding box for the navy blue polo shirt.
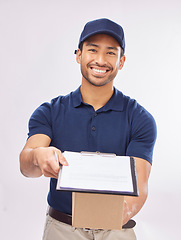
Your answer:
[28,87,157,214]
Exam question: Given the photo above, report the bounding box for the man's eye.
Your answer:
[88,49,97,52]
[107,52,116,55]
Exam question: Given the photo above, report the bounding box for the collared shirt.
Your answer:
[28,87,157,214]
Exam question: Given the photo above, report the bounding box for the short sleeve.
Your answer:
[126,103,157,164]
[28,102,53,139]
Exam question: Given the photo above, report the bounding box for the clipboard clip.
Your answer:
[81,151,116,157]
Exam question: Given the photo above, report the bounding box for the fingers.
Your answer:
[122,200,132,226]
[39,152,60,178]
[42,166,59,178]
[56,150,68,166]
[33,147,68,179]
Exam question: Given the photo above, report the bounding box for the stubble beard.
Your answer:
[81,65,114,87]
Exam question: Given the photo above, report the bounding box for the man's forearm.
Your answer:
[122,157,151,225]
[123,183,148,225]
[19,148,43,178]
[125,194,147,217]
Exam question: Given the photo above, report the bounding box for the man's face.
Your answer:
[76,34,125,87]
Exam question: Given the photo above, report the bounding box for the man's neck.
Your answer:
[80,81,114,111]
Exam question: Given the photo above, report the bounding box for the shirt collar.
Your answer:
[72,86,124,112]
[72,87,83,107]
[103,88,124,112]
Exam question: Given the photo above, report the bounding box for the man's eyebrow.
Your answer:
[85,43,99,47]
[85,43,119,51]
[107,46,119,51]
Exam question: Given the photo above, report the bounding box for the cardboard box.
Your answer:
[72,192,124,230]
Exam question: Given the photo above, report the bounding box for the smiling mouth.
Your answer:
[90,66,110,76]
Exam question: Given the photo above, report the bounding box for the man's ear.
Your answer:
[119,55,126,70]
[76,49,82,64]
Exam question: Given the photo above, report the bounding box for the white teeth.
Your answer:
[92,68,106,73]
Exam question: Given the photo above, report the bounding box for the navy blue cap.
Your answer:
[75,18,125,53]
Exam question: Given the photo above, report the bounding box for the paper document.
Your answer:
[56,151,138,196]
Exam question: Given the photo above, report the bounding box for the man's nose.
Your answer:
[95,53,107,66]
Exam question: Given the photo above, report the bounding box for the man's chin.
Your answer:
[85,77,112,87]
[88,81,109,87]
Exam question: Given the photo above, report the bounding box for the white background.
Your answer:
[0,0,181,239]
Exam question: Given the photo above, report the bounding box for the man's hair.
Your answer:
[79,42,124,58]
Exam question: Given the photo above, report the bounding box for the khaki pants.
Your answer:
[43,215,137,240]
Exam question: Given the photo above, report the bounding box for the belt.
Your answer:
[48,206,136,229]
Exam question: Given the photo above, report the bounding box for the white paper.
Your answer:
[57,151,134,193]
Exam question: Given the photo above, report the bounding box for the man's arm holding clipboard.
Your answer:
[123,157,151,225]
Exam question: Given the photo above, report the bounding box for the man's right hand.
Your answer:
[19,134,68,178]
[32,146,68,179]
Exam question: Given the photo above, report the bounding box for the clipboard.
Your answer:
[56,151,138,196]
